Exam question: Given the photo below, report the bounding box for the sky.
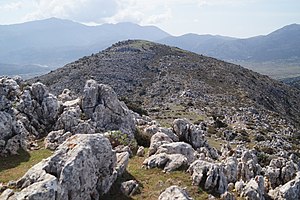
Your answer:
[0,0,300,38]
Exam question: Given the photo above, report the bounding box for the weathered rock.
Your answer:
[10,134,118,200]
[120,180,139,196]
[237,150,261,182]
[0,188,14,200]
[54,106,81,132]
[158,185,193,200]
[58,88,76,102]
[220,191,236,200]
[143,153,188,172]
[149,132,173,156]
[263,157,298,189]
[223,156,238,183]
[81,80,136,137]
[137,146,145,157]
[0,111,13,141]
[44,130,72,150]
[268,172,300,200]
[172,118,206,149]
[155,142,197,164]
[241,176,265,200]
[116,152,130,176]
[187,160,227,195]
[234,180,244,195]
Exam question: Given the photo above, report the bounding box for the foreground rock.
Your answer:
[158,185,193,200]
[120,180,139,196]
[3,134,118,200]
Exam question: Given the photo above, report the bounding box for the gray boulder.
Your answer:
[143,153,188,172]
[155,142,197,164]
[172,118,206,149]
[120,180,139,196]
[268,172,300,200]
[81,80,135,137]
[187,160,227,195]
[158,185,193,200]
[149,132,173,156]
[241,176,265,200]
[9,134,118,200]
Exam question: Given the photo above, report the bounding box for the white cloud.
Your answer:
[24,0,118,23]
[0,1,23,11]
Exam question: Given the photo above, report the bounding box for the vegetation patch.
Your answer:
[0,146,52,183]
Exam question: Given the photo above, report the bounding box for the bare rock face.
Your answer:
[158,185,193,200]
[223,156,238,184]
[82,80,135,137]
[120,180,139,196]
[143,153,188,172]
[7,134,118,200]
[155,142,197,164]
[44,130,72,150]
[237,150,261,182]
[136,146,145,157]
[172,118,206,149]
[149,132,173,156]
[241,176,265,200]
[263,157,299,189]
[187,160,228,195]
[269,172,300,200]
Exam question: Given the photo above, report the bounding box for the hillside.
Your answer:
[282,76,300,90]
[31,40,300,128]
[0,18,170,76]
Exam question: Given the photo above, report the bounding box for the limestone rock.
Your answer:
[172,118,206,149]
[137,146,145,157]
[0,189,14,200]
[143,153,188,172]
[187,160,227,195]
[149,132,173,156]
[158,185,193,200]
[44,130,72,150]
[120,180,139,196]
[10,134,118,200]
[81,80,136,137]
[155,142,197,164]
[237,150,261,182]
[116,152,130,176]
[220,191,236,200]
[268,172,300,200]
[263,157,298,189]
[241,176,265,200]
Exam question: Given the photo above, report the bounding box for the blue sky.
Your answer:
[0,0,299,38]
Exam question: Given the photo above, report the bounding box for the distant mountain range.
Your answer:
[0,18,299,79]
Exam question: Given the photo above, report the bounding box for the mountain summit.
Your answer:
[32,40,300,127]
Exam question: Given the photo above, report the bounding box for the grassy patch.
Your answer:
[0,146,52,183]
[103,149,209,200]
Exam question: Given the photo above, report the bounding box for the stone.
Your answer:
[148,132,173,156]
[223,156,238,183]
[0,189,14,200]
[136,146,145,157]
[158,185,193,200]
[220,191,236,200]
[120,180,139,196]
[172,118,206,149]
[116,152,130,177]
[187,160,227,195]
[263,157,298,189]
[58,88,76,102]
[143,153,188,172]
[10,134,118,200]
[241,176,265,200]
[54,106,82,132]
[155,142,197,164]
[81,80,136,137]
[44,130,72,150]
[234,180,244,195]
[237,150,261,182]
[268,172,300,200]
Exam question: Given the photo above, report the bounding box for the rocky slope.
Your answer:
[1,76,300,200]
[31,40,300,129]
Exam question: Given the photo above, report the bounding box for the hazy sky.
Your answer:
[0,0,299,38]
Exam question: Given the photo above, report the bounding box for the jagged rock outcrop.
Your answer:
[120,180,139,196]
[158,185,193,200]
[187,160,228,195]
[268,172,300,200]
[237,150,261,182]
[241,176,265,200]
[143,153,188,172]
[172,118,206,149]
[148,132,173,156]
[3,134,118,200]
[82,80,135,137]
[263,157,299,189]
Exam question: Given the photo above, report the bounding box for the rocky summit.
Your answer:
[1,40,300,200]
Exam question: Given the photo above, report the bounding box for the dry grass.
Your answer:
[0,145,52,183]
